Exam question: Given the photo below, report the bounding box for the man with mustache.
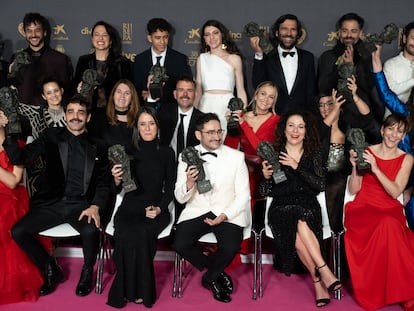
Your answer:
[158,76,204,159]
[250,14,316,115]
[317,12,384,139]
[2,94,110,297]
[9,12,73,106]
[158,76,204,219]
[383,21,414,103]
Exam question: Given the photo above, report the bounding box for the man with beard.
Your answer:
[158,76,204,159]
[383,21,414,103]
[9,13,73,106]
[3,95,110,297]
[317,12,384,138]
[250,14,316,115]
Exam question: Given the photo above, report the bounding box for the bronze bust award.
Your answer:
[226,97,244,137]
[337,62,355,102]
[244,21,274,55]
[347,128,371,174]
[80,69,103,102]
[0,86,21,135]
[8,50,31,83]
[257,141,287,184]
[358,23,400,57]
[181,146,212,194]
[108,144,137,193]
[148,64,169,100]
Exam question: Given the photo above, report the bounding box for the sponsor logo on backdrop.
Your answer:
[18,23,25,36]
[55,44,65,54]
[52,24,69,41]
[229,31,243,42]
[185,28,201,45]
[297,28,307,45]
[323,30,339,47]
[188,50,198,68]
[122,23,133,45]
[122,51,136,62]
[81,26,92,35]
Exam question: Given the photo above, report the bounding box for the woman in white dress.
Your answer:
[195,20,247,133]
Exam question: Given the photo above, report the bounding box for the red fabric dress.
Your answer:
[225,114,280,257]
[0,144,43,305]
[225,114,280,203]
[344,149,414,311]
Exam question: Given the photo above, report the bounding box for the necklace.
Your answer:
[254,110,270,116]
[115,108,129,115]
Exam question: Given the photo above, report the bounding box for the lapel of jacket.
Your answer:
[290,48,302,95]
[84,142,97,194]
[273,53,288,93]
[58,141,69,179]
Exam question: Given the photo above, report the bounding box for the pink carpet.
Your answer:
[1,257,403,311]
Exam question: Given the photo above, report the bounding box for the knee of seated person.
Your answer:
[11,222,27,242]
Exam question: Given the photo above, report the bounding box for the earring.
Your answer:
[221,43,227,50]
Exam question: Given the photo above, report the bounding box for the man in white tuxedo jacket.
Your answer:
[174,113,250,303]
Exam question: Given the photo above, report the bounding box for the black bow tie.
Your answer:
[200,151,217,157]
[282,51,295,57]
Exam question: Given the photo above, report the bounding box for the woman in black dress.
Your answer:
[75,21,132,139]
[103,79,140,150]
[260,110,341,308]
[107,106,176,308]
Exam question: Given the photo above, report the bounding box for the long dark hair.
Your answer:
[131,106,160,151]
[91,21,122,59]
[274,110,321,155]
[200,20,241,56]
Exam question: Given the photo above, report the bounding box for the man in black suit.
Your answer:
[317,12,383,143]
[133,18,192,109]
[250,14,316,115]
[3,95,110,297]
[158,75,203,158]
[9,13,73,106]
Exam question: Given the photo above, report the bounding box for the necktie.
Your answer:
[282,51,295,57]
[155,56,162,65]
[177,113,186,155]
[200,151,217,157]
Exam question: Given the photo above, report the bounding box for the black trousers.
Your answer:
[174,212,243,281]
[12,199,100,269]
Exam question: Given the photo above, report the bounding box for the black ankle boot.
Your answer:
[39,258,64,296]
[75,265,94,297]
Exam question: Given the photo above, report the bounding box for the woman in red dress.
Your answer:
[345,113,414,311]
[225,81,280,206]
[0,124,43,305]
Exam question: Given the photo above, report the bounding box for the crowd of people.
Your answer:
[1,10,414,311]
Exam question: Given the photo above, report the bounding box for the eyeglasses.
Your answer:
[318,101,333,108]
[200,129,225,136]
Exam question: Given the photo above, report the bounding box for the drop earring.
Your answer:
[221,43,227,50]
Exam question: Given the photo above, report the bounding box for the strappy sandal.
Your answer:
[313,279,330,308]
[315,263,342,293]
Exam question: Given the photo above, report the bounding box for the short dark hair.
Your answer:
[23,12,51,45]
[63,94,91,114]
[382,113,408,132]
[271,14,303,41]
[176,75,196,89]
[336,12,364,30]
[195,113,220,131]
[147,18,173,35]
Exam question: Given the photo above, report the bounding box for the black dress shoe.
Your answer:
[39,259,64,296]
[218,272,233,294]
[201,276,231,303]
[75,266,93,297]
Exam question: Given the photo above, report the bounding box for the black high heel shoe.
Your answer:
[315,263,342,293]
[313,279,330,308]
